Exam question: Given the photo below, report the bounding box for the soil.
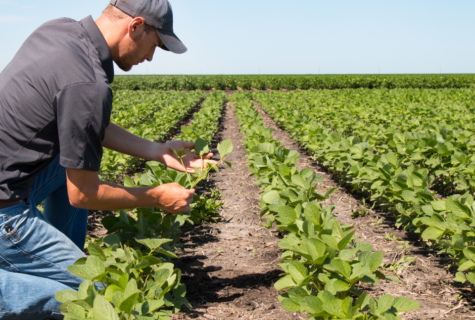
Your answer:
[171,103,294,319]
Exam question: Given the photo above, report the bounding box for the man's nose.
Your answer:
[145,47,156,62]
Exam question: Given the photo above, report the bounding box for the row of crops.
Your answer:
[57,92,231,320]
[111,74,475,91]
[247,89,475,287]
[231,92,419,319]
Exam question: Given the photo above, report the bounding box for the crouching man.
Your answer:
[0,1,208,319]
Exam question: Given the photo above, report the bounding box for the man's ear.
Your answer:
[128,17,146,35]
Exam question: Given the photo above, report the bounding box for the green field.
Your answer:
[59,75,475,320]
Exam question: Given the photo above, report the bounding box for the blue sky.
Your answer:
[1,0,474,75]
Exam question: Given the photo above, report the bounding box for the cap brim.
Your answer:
[156,29,187,54]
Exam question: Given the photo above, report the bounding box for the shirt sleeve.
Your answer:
[54,82,112,171]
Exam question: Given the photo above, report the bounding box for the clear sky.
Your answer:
[1,0,474,75]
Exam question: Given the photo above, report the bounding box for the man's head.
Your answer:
[97,0,186,72]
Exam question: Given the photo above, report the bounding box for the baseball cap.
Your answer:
[109,0,187,54]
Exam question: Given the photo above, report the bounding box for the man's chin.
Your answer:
[118,65,133,72]
[115,61,133,72]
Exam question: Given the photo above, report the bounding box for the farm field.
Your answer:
[68,75,475,320]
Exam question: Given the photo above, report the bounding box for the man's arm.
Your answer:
[103,123,217,173]
[66,168,194,213]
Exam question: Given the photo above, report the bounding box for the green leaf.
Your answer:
[467,272,475,285]
[194,138,210,156]
[274,275,296,290]
[331,259,352,279]
[447,200,471,219]
[217,139,233,157]
[281,298,300,312]
[321,234,339,251]
[421,226,444,240]
[262,190,280,204]
[103,234,121,247]
[105,285,123,301]
[463,246,475,262]
[67,256,106,281]
[322,299,346,318]
[392,297,420,312]
[142,300,165,314]
[386,276,403,284]
[369,251,384,272]
[339,249,357,261]
[288,261,308,283]
[338,230,355,251]
[454,272,467,283]
[291,174,306,188]
[277,206,297,225]
[302,296,323,314]
[303,202,320,225]
[119,293,139,314]
[333,280,350,292]
[88,243,107,261]
[124,176,135,188]
[355,291,368,309]
[223,160,234,171]
[377,294,394,313]
[154,269,170,286]
[431,200,446,211]
[135,238,172,250]
[77,280,93,300]
[67,304,86,318]
[356,242,374,252]
[56,290,79,303]
[93,295,120,320]
[124,279,139,298]
[119,210,130,225]
[458,260,475,271]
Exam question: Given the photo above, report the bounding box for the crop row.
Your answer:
[57,93,230,319]
[111,74,475,91]
[101,90,205,182]
[254,89,475,197]
[250,90,475,288]
[230,91,418,320]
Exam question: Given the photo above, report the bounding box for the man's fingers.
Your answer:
[182,141,195,150]
[202,153,214,159]
[204,159,218,165]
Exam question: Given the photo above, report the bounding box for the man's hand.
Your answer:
[155,183,195,214]
[159,140,218,173]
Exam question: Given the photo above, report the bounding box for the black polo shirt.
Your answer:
[0,16,114,201]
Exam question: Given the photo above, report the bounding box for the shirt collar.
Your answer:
[80,16,115,84]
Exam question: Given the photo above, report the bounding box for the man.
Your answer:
[0,1,211,319]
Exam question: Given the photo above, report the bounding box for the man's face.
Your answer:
[115,24,163,72]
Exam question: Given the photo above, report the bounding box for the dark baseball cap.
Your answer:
[109,0,187,54]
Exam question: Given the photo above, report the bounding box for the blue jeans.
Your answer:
[0,156,89,320]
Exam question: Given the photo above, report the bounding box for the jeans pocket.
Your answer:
[0,204,30,244]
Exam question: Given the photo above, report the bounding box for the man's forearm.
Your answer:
[67,173,160,210]
[66,168,194,213]
[103,122,165,161]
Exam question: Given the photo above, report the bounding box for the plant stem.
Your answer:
[179,158,193,188]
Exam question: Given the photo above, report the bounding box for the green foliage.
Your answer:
[231,91,419,319]
[101,90,205,182]
[254,89,475,284]
[57,239,189,320]
[111,74,475,91]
